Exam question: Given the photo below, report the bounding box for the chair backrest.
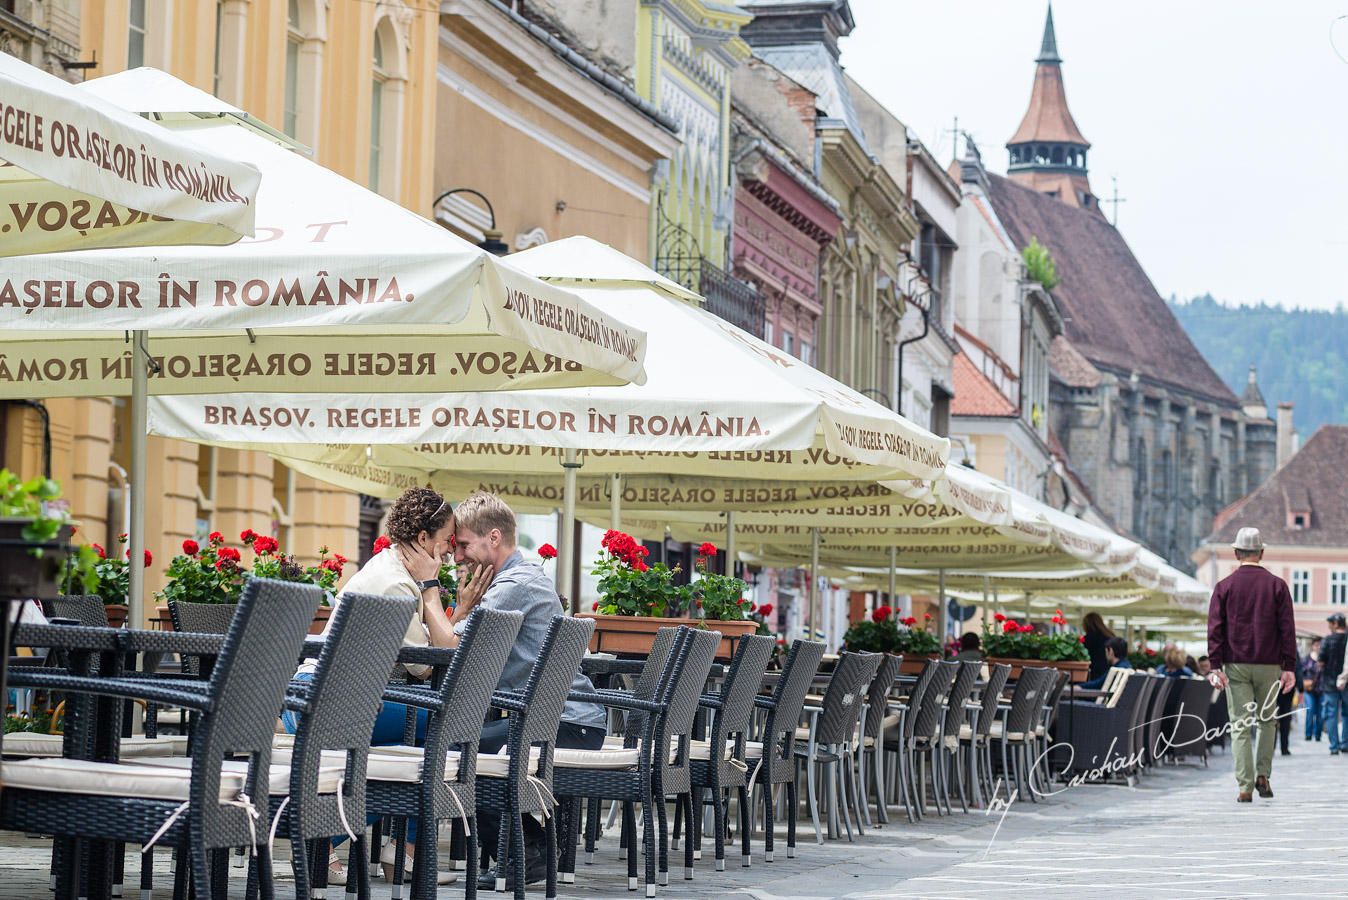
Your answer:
[168,601,239,676]
[901,658,941,741]
[1042,669,1071,730]
[42,596,109,628]
[764,639,826,765]
[420,608,524,784]
[509,615,596,776]
[975,663,1012,740]
[942,660,982,738]
[709,633,777,751]
[658,628,721,744]
[287,592,416,817]
[620,625,682,745]
[911,660,960,742]
[190,578,320,835]
[863,653,904,739]
[813,651,883,745]
[1004,666,1053,735]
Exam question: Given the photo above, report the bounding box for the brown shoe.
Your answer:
[1255,777,1273,798]
[1237,793,1252,802]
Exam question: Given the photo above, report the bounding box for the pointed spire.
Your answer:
[1240,363,1267,417]
[1038,3,1061,65]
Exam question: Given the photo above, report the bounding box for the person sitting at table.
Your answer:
[954,631,983,661]
[1196,655,1212,677]
[1081,612,1115,682]
[449,490,607,889]
[1158,645,1195,678]
[1080,635,1133,690]
[281,486,489,886]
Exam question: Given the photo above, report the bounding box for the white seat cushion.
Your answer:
[958,724,974,740]
[3,757,243,802]
[2,734,189,758]
[880,713,901,730]
[122,756,343,796]
[554,746,642,770]
[363,746,540,782]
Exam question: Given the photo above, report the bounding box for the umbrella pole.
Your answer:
[981,576,989,630]
[609,473,621,531]
[128,331,148,632]
[560,449,581,613]
[888,546,897,614]
[808,527,820,642]
[725,511,736,574]
[1025,591,1033,624]
[938,568,946,640]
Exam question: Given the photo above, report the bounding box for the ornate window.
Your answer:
[367,15,405,199]
[1291,569,1310,605]
[284,0,302,137]
[1331,571,1347,606]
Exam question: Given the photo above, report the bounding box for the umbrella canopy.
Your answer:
[0,55,260,254]
[144,236,947,477]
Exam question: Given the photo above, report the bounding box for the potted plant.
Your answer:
[1128,644,1160,671]
[240,529,344,634]
[688,544,761,660]
[581,529,696,656]
[0,470,80,601]
[64,533,153,627]
[982,610,1091,682]
[843,606,942,673]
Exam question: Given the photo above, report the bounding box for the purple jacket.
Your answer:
[1207,564,1297,672]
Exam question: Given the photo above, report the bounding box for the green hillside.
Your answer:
[1168,294,1348,435]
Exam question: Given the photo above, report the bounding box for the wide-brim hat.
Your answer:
[1232,527,1264,551]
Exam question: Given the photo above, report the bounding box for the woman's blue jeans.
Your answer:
[283,673,430,844]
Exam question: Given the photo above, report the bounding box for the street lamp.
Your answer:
[431,188,509,255]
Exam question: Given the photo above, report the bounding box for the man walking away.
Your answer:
[1321,614,1347,754]
[1207,527,1297,802]
[1302,637,1323,742]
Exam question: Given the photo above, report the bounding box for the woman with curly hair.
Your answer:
[283,486,492,885]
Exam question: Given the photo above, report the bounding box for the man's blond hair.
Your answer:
[455,491,517,546]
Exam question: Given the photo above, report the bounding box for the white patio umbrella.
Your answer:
[144,236,950,594]
[0,76,648,629]
[0,54,260,254]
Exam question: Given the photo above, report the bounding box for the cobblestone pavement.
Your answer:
[0,736,1342,899]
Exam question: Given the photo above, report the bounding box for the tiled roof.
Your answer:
[1007,62,1089,146]
[985,173,1238,406]
[1207,426,1348,547]
[952,353,1018,417]
[1048,335,1101,388]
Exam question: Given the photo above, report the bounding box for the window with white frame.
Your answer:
[764,321,773,348]
[369,30,386,194]
[1292,569,1311,605]
[284,0,302,137]
[1332,571,1348,605]
[799,338,812,366]
[212,1,223,97]
[128,0,147,68]
[783,329,795,357]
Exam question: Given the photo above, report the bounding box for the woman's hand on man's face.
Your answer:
[399,541,443,583]
[455,563,494,612]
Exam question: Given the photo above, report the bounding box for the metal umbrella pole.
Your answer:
[559,449,581,613]
[725,511,736,572]
[128,331,150,632]
[888,546,898,614]
[808,527,820,641]
[609,473,622,530]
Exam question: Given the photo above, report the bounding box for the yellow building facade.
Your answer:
[1,1,441,615]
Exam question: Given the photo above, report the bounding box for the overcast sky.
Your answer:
[840,0,1348,312]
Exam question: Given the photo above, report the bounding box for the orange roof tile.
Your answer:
[952,353,1018,417]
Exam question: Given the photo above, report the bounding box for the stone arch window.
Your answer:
[282,0,325,148]
[369,13,407,199]
[1051,146,1064,164]
[1035,145,1049,164]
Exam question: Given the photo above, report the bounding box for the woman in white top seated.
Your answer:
[281,486,491,884]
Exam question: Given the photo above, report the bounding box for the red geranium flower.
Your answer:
[699,542,717,556]
[216,546,241,563]
[1145,648,1157,655]
[1078,635,1086,643]
[538,543,558,560]
[118,532,128,543]
[92,543,105,559]
[252,535,279,554]
[182,539,199,556]
[994,613,1006,623]
[208,531,224,545]
[635,561,650,573]
[759,603,774,618]
[372,535,391,554]
[903,616,918,627]
[240,529,258,545]
[334,554,347,567]
[592,601,600,611]
[872,605,892,624]
[1003,621,1018,633]
[923,613,932,620]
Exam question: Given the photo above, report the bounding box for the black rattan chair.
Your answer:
[991,667,1057,799]
[478,614,596,900]
[42,595,111,628]
[167,601,238,677]
[857,652,903,826]
[882,656,938,823]
[961,662,1011,801]
[745,639,824,861]
[362,607,525,900]
[684,632,776,871]
[902,659,959,819]
[2,577,320,900]
[939,660,982,814]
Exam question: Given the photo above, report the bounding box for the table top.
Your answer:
[13,622,227,655]
[581,657,725,678]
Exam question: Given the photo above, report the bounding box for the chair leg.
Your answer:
[804,750,822,844]
[670,795,683,852]
[711,783,725,873]
[585,797,601,865]
[623,802,638,892]
[786,766,799,858]
[463,819,479,900]
[545,804,559,900]
[656,789,670,888]
[761,774,775,862]
[683,792,697,879]
[872,748,889,825]
[955,747,969,814]
[189,829,212,900]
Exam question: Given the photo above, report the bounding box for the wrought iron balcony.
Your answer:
[699,258,764,338]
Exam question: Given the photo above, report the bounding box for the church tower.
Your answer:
[1006,5,1101,216]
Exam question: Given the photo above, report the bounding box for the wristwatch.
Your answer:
[416,578,440,591]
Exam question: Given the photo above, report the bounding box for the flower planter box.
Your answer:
[104,604,128,629]
[986,657,1091,683]
[309,604,332,635]
[579,613,759,662]
[899,654,938,675]
[0,519,73,600]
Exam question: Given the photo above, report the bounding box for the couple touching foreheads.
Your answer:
[287,488,605,888]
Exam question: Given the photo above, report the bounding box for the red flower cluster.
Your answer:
[993,613,1006,623]
[601,530,649,568]
[1050,614,1067,626]
[698,542,717,556]
[902,616,918,627]
[208,531,224,545]
[1003,621,1034,634]
[251,535,279,554]
[127,549,152,567]
[319,558,344,575]
[538,543,558,560]
[182,540,200,556]
[1145,648,1157,656]
[872,605,892,624]
[216,547,241,563]
[1078,635,1086,643]
[923,613,932,620]
[240,529,259,544]
[758,603,774,618]
[92,543,106,559]
[372,535,392,554]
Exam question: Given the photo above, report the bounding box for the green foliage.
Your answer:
[157,534,243,605]
[0,469,70,546]
[982,612,1089,662]
[1022,236,1061,291]
[843,609,942,655]
[592,531,690,617]
[1169,294,1348,437]
[5,707,58,734]
[691,551,749,621]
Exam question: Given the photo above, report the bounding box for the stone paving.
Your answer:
[0,731,1344,899]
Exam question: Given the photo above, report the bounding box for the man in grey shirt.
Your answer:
[449,491,606,885]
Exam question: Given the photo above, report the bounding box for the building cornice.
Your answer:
[644,0,753,67]
[819,123,919,246]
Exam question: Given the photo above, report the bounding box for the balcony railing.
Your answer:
[700,258,764,338]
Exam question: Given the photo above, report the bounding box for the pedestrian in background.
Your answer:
[1302,636,1323,742]
[1207,527,1296,802]
[1324,613,1348,753]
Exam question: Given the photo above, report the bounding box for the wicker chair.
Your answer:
[555,627,720,896]
[857,653,903,826]
[477,615,596,900]
[745,639,825,860]
[1160,677,1215,766]
[359,607,524,900]
[683,633,776,870]
[991,667,1059,799]
[938,660,982,814]
[41,595,110,628]
[1,577,320,900]
[1059,672,1146,783]
[882,657,938,823]
[167,600,239,677]
[960,662,1011,802]
[794,651,883,842]
[902,660,959,818]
